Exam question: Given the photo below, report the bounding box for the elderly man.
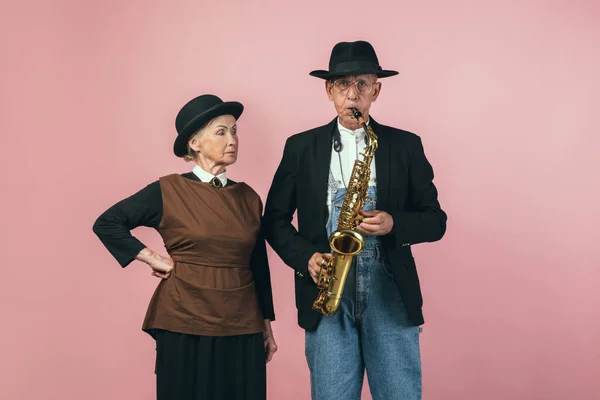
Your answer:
[263,40,447,400]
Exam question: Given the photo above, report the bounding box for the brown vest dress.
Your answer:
[141,174,265,337]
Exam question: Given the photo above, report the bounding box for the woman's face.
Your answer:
[189,114,238,169]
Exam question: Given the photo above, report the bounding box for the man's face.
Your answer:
[326,74,381,130]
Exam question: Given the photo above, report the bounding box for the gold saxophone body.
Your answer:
[312,108,378,317]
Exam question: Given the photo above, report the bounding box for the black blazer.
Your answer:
[263,117,446,330]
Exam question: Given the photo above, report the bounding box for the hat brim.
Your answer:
[309,69,399,79]
[174,101,243,157]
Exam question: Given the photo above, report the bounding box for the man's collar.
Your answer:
[337,117,369,141]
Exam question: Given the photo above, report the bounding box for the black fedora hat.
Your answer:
[173,94,243,157]
[309,40,398,80]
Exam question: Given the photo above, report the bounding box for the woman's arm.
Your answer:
[92,181,166,268]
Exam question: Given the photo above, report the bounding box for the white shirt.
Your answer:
[327,118,377,216]
[192,165,228,186]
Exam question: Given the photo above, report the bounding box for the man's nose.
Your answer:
[346,83,358,100]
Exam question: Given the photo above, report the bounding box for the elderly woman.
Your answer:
[93,94,277,400]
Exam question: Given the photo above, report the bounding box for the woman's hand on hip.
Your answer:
[136,248,174,279]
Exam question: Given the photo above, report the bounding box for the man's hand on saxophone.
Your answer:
[356,209,394,236]
[308,252,332,284]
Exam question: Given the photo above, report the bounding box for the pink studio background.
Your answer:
[1,0,599,399]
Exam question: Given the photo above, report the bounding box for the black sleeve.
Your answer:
[263,137,320,279]
[92,181,163,267]
[389,136,447,246]
[249,223,276,321]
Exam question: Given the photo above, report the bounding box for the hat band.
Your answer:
[329,61,383,75]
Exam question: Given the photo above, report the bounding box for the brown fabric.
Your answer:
[142,174,265,337]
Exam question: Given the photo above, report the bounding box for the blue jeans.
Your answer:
[305,178,421,400]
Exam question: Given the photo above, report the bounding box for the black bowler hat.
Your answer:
[173,94,243,157]
[309,40,398,80]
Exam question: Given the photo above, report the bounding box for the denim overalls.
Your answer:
[305,170,422,400]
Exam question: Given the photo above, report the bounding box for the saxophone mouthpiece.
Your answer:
[351,108,368,129]
[351,108,363,120]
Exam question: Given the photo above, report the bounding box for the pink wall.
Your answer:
[1,0,599,399]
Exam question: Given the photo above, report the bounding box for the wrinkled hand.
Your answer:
[263,331,278,363]
[136,248,174,279]
[308,252,331,284]
[356,210,394,237]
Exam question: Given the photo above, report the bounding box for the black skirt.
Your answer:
[154,329,266,400]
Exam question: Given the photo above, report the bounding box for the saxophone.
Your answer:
[312,108,378,316]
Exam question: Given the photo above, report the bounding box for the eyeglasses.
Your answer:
[330,79,377,95]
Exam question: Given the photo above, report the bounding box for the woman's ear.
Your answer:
[188,136,201,154]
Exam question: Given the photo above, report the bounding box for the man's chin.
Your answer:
[339,116,361,130]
